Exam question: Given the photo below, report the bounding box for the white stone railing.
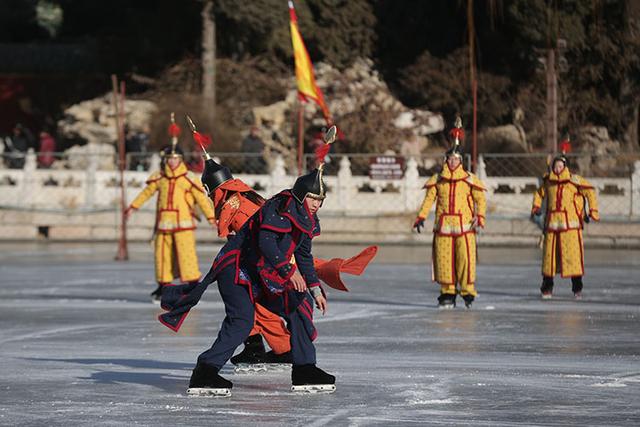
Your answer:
[1,150,639,219]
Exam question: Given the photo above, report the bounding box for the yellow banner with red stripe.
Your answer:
[289,1,331,123]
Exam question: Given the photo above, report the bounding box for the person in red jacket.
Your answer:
[181,120,376,370]
[37,131,56,168]
[198,149,376,369]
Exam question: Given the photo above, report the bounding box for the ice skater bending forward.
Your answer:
[184,118,375,373]
[159,126,340,396]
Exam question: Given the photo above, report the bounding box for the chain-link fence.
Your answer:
[0,151,282,213]
[1,150,638,221]
[0,151,119,171]
[478,153,640,220]
[0,151,272,173]
[302,153,472,177]
[481,152,640,178]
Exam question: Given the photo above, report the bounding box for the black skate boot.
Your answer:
[266,350,292,364]
[462,294,474,309]
[231,334,268,373]
[150,284,164,304]
[263,350,292,371]
[187,363,232,397]
[438,293,456,309]
[540,277,554,300]
[571,277,584,300]
[291,364,336,393]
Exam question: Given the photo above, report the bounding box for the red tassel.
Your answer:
[193,131,212,151]
[168,123,181,138]
[449,128,465,141]
[315,144,331,164]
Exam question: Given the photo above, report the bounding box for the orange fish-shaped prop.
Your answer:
[313,246,378,292]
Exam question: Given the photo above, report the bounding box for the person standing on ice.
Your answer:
[173,118,376,373]
[125,113,216,302]
[412,117,487,309]
[159,126,340,396]
[531,152,599,299]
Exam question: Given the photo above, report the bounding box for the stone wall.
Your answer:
[1,151,639,247]
[1,208,639,248]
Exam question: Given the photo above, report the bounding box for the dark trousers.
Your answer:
[198,265,317,368]
[541,276,583,294]
[284,293,317,365]
[197,266,255,369]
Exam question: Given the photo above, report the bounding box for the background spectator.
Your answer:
[125,125,150,171]
[241,126,267,173]
[3,123,34,169]
[37,130,56,168]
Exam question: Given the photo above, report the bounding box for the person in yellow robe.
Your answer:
[531,154,599,299]
[413,118,487,309]
[126,122,215,301]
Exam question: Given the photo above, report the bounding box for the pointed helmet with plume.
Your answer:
[291,125,337,203]
[162,112,183,158]
[186,115,232,195]
[552,133,572,168]
[552,152,570,168]
[445,116,465,159]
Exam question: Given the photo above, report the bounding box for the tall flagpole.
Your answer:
[289,0,332,170]
[297,100,304,175]
[112,75,128,261]
[468,0,478,172]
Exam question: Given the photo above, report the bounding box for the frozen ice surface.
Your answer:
[0,243,639,426]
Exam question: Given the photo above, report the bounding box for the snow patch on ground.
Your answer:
[590,382,627,388]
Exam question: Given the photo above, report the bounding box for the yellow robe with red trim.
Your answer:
[130,162,215,283]
[416,165,487,296]
[531,168,599,278]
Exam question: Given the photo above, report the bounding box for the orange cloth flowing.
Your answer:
[314,246,378,292]
[289,1,331,122]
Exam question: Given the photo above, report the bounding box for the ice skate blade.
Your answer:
[438,304,455,310]
[234,363,268,373]
[541,294,553,300]
[265,363,291,371]
[187,387,231,397]
[291,384,336,394]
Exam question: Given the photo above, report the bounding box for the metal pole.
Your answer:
[546,48,558,154]
[297,101,304,175]
[201,0,216,125]
[472,78,478,172]
[468,0,478,172]
[112,75,128,261]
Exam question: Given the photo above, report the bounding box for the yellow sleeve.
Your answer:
[531,178,546,214]
[417,175,438,219]
[471,182,487,219]
[577,177,599,221]
[130,174,160,209]
[190,178,216,220]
